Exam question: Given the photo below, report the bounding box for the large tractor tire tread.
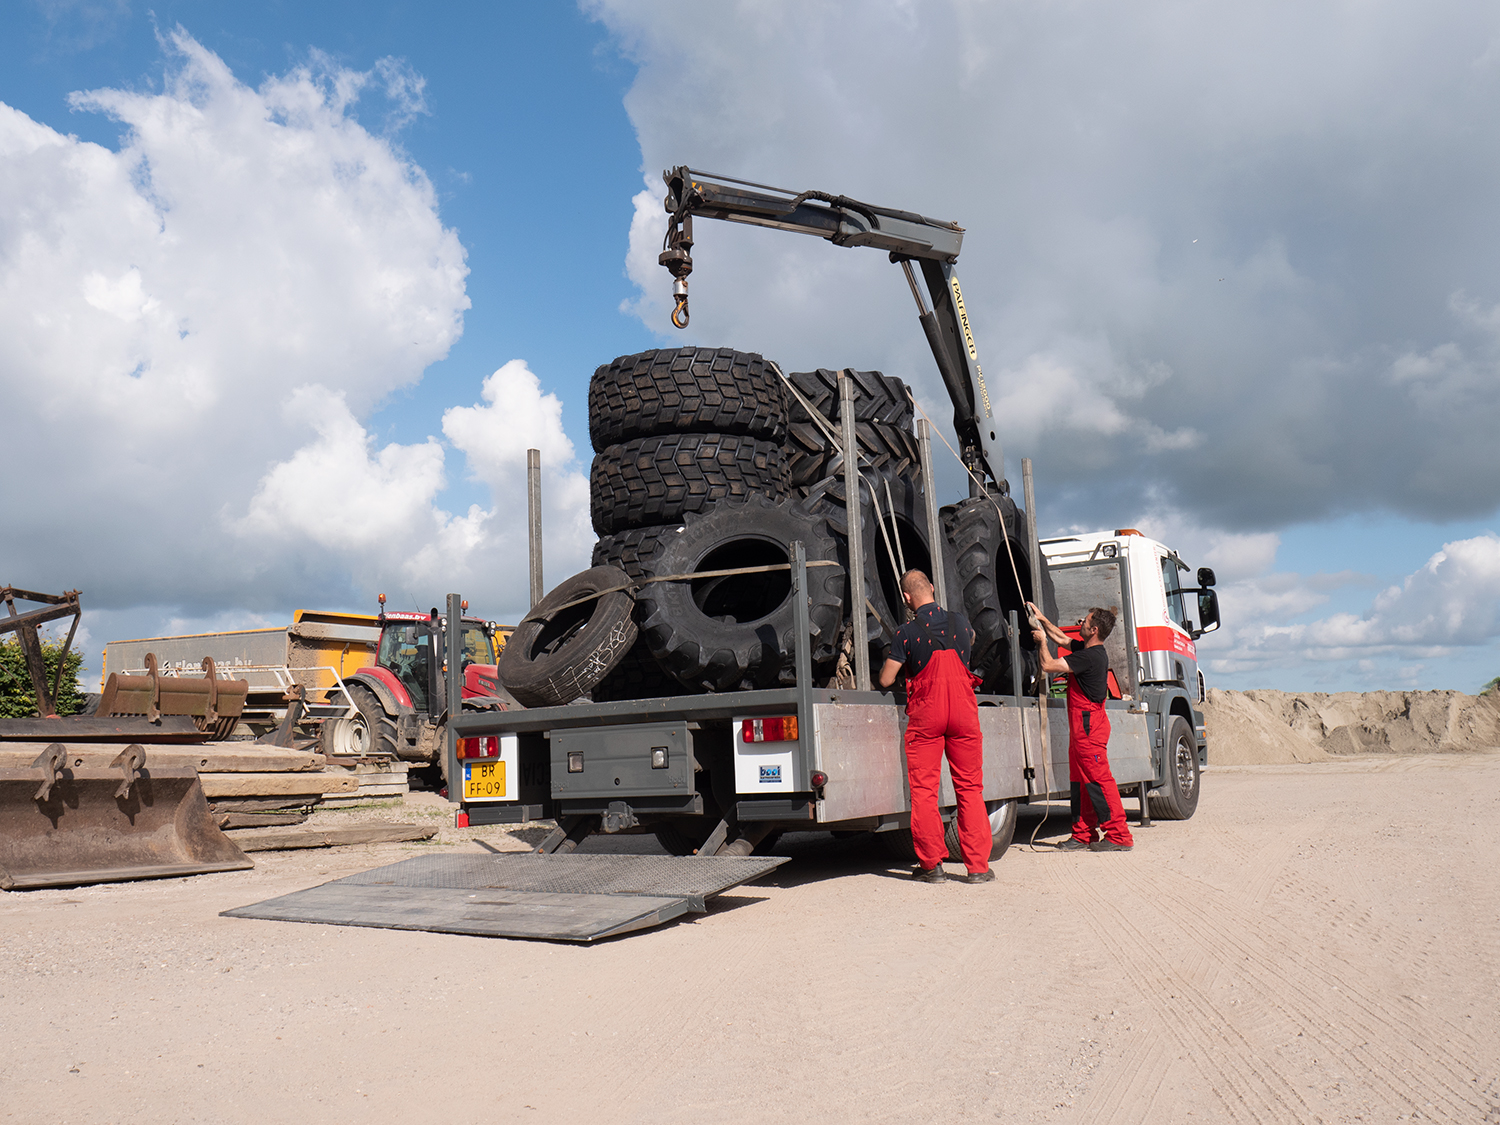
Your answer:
[784,368,919,488]
[590,432,791,537]
[496,566,637,708]
[638,495,845,692]
[346,684,399,758]
[591,525,681,580]
[589,346,788,449]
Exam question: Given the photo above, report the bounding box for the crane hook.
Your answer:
[671,291,690,329]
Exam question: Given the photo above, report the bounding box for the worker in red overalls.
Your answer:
[878,570,994,884]
[1030,605,1135,852]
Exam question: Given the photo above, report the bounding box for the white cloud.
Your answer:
[0,30,471,613]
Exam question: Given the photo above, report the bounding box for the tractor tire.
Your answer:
[1150,716,1201,820]
[591,637,699,702]
[943,494,1057,695]
[497,565,637,708]
[590,432,791,537]
[589,347,787,449]
[945,799,1019,863]
[591,524,680,580]
[637,495,845,692]
[346,683,399,758]
[785,368,920,488]
[802,469,952,659]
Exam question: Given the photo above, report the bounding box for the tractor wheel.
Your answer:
[943,495,1057,695]
[346,684,399,757]
[590,432,790,537]
[497,566,637,708]
[588,347,787,448]
[785,368,920,488]
[637,495,844,692]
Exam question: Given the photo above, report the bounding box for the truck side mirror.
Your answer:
[1196,589,1221,635]
[1197,566,1217,588]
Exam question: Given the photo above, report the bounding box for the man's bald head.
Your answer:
[901,569,934,607]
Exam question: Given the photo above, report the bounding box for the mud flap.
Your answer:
[0,748,252,890]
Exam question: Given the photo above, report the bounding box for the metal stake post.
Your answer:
[445,593,464,798]
[527,448,544,609]
[1022,457,1052,796]
[916,418,947,609]
[840,372,870,691]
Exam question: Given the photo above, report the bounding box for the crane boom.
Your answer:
[659,166,1005,488]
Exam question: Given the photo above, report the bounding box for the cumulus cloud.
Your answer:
[0,31,599,656]
[593,0,1500,535]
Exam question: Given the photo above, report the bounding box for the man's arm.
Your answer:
[1028,603,1071,647]
[1032,626,1073,676]
[878,657,903,689]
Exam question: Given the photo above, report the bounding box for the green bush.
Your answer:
[0,636,88,718]
[1484,675,1500,696]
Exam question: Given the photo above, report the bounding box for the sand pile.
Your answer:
[1203,688,1500,765]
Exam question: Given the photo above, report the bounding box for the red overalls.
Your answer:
[905,646,990,873]
[1067,663,1133,846]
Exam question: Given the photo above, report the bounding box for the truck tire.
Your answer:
[1150,716,1201,820]
[589,347,787,448]
[346,684,399,757]
[497,566,637,708]
[786,368,920,488]
[637,495,845,691]
[590,433,791,537]
[943,495,1057,695]
[945,799,1019,863]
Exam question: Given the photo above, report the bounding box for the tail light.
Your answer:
[810,770,827,787]
[741,716,798,743]
[457,735,499,760]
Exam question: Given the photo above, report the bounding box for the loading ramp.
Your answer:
[223,851,789,942]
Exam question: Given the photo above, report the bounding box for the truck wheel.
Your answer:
[497,566,638,708]
[1150,716,1201,820]
[637,495,845,691]
[945,799,1019,863]
[347,684,399,757]
[786,368,920,488]
[590,433,791,537]
[943,495,1057,694]
[589,347,787,448]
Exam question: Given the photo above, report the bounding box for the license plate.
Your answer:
[462,760,507,801]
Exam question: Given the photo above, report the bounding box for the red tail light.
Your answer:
[457,735,499,760]
[741,716,798,743]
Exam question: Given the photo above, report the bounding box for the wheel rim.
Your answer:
[1174,734,1197,797]
[330,714,370,757]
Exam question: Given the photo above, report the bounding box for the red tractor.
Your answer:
[342,596,512,783]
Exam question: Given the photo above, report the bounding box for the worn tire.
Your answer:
[1150,716,1201,820]
[785,368,920,488]
[944,799,1019,863]
[346,684,399,757]
[943,495,1057,695]
[801,470,953,669]
[497,566,637,707]
[589,347,787,449]
[638,495,845,691]
[590,433,791,536]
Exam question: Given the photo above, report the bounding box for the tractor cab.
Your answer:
[373,595,501,714]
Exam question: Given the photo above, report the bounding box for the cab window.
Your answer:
[461,623,495,666]
[1161,556,1190,630]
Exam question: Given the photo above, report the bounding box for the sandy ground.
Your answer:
[3,754,1498,1125]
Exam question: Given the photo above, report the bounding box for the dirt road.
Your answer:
[3,754,1497,1124]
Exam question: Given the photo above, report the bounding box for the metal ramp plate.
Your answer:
[222,852,789,943]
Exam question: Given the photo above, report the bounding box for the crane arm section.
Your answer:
[659,166,1004,487]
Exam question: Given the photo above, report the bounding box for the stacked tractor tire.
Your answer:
[497,345,1054,709]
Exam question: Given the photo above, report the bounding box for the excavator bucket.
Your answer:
[0,745,252,890]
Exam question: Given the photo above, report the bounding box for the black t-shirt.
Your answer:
[890,604,975,677]
[1064,641,1109,704]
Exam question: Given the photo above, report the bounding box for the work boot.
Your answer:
[912,863,947,882]
[962,869,995,884]
[1056,837,1091,851]
[1089,838,1134,852]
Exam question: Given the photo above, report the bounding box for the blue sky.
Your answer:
[3,1,1499,694]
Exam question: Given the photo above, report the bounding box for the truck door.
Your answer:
[1137,552,1199,689]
